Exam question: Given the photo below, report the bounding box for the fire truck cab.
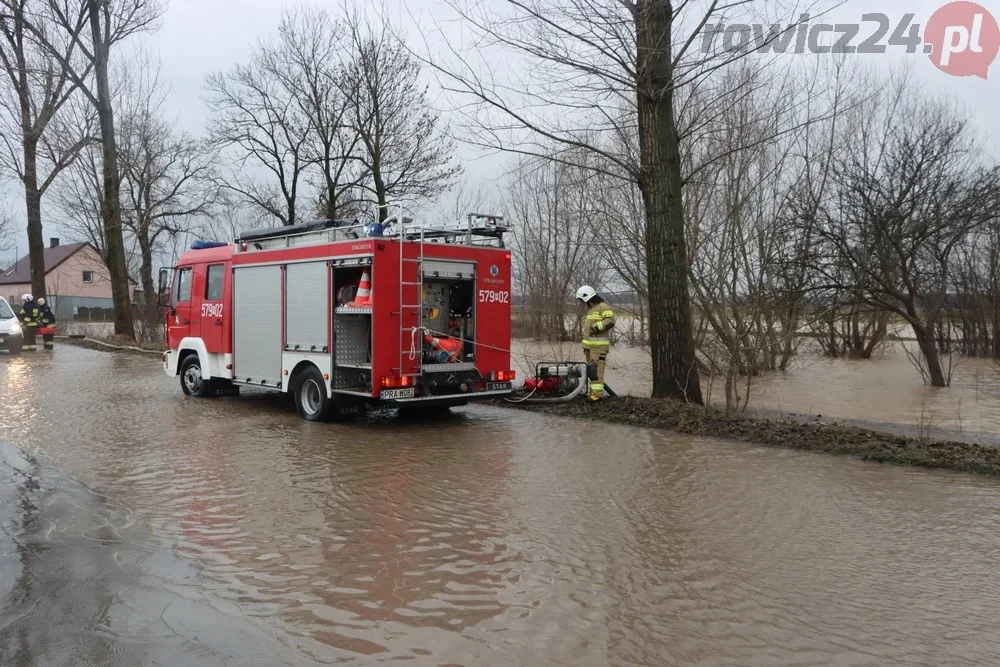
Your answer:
[160,213,515,421]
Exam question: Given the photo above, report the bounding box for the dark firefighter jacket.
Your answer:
[19,300,39,327]
[18,301,56,328]
[39,303,55,326]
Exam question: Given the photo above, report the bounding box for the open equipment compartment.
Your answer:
[332,262,374,397]
[420,278,475,362]
[415,260,483,398]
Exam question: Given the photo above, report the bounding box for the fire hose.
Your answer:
[504,363,590,404]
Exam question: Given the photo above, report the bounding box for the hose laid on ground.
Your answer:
[503,384,540,404]
[507,363,590,404]
[66,336,162,356]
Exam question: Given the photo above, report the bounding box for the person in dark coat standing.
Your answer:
[36,297,56,349]
[18,293,39,351]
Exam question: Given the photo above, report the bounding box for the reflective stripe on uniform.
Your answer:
[582,339,611,347]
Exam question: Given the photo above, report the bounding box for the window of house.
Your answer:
[82,271,94,283]
[205,264,224,301]
[173,267,193,304]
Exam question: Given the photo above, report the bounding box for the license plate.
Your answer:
[487,382,512,392]
[380,388,415,400]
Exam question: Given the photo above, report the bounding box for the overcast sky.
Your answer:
[2,0,998,269]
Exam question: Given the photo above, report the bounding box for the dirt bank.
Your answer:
[494,395,1000,478]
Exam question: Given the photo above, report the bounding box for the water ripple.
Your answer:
[2,347,1000,665]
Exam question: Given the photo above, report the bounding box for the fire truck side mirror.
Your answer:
[157,267,171,306]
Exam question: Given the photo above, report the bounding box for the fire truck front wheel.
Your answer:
[294,366,333,422]
[180,354,216,398]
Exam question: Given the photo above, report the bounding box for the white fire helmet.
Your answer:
[37,297,45,306]
[575,285,596,303]
[21,293,32,302]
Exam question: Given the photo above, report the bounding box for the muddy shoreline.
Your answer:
[490,395,1000,478]
[57,337,1000,477]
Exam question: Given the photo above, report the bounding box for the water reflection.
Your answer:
[2,347,1000,665]
[0,442,302,666]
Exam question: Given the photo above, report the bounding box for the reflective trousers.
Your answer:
[22,325,37,351]
[584,346,608,399]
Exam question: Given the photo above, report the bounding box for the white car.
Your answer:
[0,296,23,354]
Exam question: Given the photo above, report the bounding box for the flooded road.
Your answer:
[3,346,1000,665]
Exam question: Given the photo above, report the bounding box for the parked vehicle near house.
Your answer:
[159,213,515,421]
[0,296,23,355]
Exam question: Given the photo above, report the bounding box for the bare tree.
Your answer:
[946,221,1000,358]
[116,49,219,312]
[204,27,314,227]
[344,8,461,221]
[0,0,92,301]
[276,6,365,220]
[507,150,604,340]
[414,0,836,403]
[52,131,104,256]
[813,71,1000,387]
[0,199,13,252]
[18,0,166,338]
[438,178,496,224]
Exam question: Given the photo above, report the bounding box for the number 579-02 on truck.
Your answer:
[157,213,516,422]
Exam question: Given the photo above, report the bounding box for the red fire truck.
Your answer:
[159,214,515,421]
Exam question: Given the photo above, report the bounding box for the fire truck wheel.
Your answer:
[294,366,332,422]
[180,354,216,398]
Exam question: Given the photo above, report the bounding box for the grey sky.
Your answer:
[2,0,998,268]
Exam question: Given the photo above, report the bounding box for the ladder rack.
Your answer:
[232,212,510,254]
[385,213,509,248]
[398,216,425,379]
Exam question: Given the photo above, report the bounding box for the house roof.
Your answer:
[0,242,90,285]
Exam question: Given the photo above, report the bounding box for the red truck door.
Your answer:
[167,265,195,348]
[197,262,227,352]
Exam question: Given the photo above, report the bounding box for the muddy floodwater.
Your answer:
[513,338,1000,440]
[3,346,1000,665]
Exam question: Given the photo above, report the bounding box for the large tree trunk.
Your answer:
[634,0,704,404]
[913,323,947,387]
[374,165,388,222]
[13,7,47,302]
[90,0,134,339]
[22,138,47,300]
[138,229,155,310]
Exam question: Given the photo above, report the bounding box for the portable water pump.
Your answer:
[511,360,617,403]
[522,362,585,397]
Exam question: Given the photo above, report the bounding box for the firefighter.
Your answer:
[37,297,56,349]
[575,285,615,402]
[18,293,39,351]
